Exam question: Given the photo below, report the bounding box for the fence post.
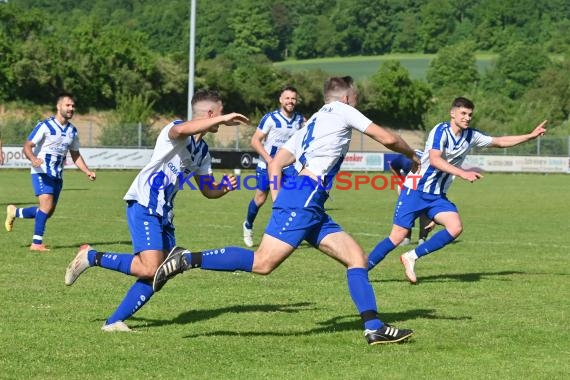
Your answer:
[235,124,239,151]
[88,121,93,147]
[138,122,142,147]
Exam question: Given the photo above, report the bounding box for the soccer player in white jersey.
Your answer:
[242,86,304,247]
[367,97,547,283]
[152,76,420,345]
[64,89,248,332]
[5,93,96,251]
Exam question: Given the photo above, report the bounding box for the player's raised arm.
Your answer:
[489,120,547,148]
[168,113,249,140]
[429,149,482,183]
[364,123,419,165]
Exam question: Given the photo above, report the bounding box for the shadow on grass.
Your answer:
[0,201,36,207]
[130,304,470,338]
[372,270,528,284]
[176,308,470,338]
[22,241,133,250]
[131,302,316,328]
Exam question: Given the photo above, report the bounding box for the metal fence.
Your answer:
[2,120,569,156]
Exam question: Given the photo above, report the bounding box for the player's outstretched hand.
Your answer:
[530,120,547,138]
[461,171,483,183]
[31,158,44,167]
[222,113,249,126]
[223,173,238,192]
[86,171,96,181]
[411,154,421,174]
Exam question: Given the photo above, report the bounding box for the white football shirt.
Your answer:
[404,122,492,194]
[27,117,80,179]
[124,120,212,218]
[256,110,304,169]
[282,101,372,186]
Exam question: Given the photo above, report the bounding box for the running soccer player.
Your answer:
[242,86,304,247]
[367,97,547,283]
[64,89,248,331]
[152,76,419,345]
[5,92,96,251]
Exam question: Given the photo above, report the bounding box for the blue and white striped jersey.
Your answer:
[27,116,80,179]
[123,120,212,219]
[282,101,372,186]
[404,122,492,195]
[256,110,304,169]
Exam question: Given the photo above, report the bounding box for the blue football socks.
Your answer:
[18,207,38,219]
[88,250,134,275]
[245,199,260,229]
[347,268,382,330]
[415,229,455,258]
[105,279,154,325]
[32,210,49,244]
[367,237,397,270]
[195,247,254,272]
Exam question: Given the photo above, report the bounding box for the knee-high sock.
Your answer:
[367,238,396,270]
[17,207,38,219]
[415,229,455,258]
[184,247,254,272]
[32,210,49,244]
[106,279,154,324]
[245,199,260,229]
[88,250,134,275]
[347,268,382,330]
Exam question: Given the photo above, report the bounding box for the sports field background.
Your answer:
[0,169,568,379]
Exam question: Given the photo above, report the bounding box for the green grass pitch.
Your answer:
[275,54,496,80]
[0,169,568,379]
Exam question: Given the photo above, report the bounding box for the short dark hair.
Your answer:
[280,86,298,95]
[451,97,474,110]
[191,89,222,107]
[57,92,75,103]
[323,76,355,102]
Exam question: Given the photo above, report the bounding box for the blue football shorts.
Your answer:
[264,175,342,248]
[126,201,176,254]
[255,165,298,192]
[393,187,458,229]
[31,173,63,203]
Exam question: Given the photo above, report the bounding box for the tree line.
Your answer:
[1,0,569,147]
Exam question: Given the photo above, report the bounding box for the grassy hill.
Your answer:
[275,53,497,80]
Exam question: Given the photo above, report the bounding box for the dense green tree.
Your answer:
[419,0,455,53]
[195,1,233,60]
[226,0,280,60]
[524,57,570,128]
[290,15,321,59]
[362,60,431,129]
[392,12,421,53]
[482,44,550,99]
[426,42,479,91]
[2,0,569,138]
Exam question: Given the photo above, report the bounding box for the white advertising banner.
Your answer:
[1,147,568,173]
[462,155,568,174]
[0,147,153,169]
[340,152,384,171]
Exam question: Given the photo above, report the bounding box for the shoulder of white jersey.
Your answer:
[257,111,278,130]
[469,127,490,136]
